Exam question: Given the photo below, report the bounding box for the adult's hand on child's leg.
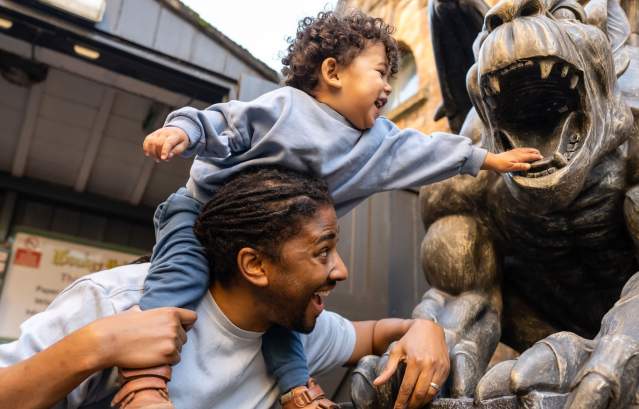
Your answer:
[83,306,197,370]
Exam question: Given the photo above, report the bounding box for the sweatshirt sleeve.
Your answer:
[332,118,487,202]
[164,92,287,159]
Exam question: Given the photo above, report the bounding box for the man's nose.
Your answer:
[484,0,544,32]
[330,252,348,282]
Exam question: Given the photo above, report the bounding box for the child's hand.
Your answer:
[143,127,190,161]
[481,148,543,173]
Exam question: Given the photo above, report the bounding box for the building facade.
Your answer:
[0,0,278,337]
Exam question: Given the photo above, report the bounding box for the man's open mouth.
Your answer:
[311,288,332,311]
[481,56,588,178]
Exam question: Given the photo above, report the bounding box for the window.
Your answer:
[386,47,419,112]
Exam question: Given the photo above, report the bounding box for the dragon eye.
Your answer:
[550,0,586,22]
[553,7,578,19]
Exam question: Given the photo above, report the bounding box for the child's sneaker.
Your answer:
[111,366,174,409]
[279,378,338,409]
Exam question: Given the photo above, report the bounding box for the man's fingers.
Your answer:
[176,325,187,346]
[566,373,611,409]
[393,364,420,409]
[407,370,435,409]
[374,347,402,386]
[175,308,197,328]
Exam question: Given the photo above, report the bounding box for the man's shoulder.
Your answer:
[60,262,148,302]
[301,310,356,375]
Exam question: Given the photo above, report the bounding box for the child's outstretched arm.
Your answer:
[333,119,541,202]
[481,149,541,172]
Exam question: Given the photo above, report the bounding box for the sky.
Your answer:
[181,0,339,72]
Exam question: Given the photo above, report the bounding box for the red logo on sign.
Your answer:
[14,248,42,268]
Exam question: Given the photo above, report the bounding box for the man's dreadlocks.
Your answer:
[194,167,333,285]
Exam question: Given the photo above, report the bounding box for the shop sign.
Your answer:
[0,232,138,340]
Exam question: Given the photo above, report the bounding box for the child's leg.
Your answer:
[114,189,207,409]
[140,188,208,311]
[262,325,310,392]
[263,326,337,408]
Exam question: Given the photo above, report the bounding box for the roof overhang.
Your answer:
[0,0,232,103]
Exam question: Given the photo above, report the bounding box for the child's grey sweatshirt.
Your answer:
[139,86,487,310]
[167,86,487,216]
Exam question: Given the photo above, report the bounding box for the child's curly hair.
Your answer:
[281,10,399,94]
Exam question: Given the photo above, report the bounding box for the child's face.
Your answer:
[335,42,392,130]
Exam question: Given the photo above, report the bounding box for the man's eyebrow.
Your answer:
[315,231,337,243]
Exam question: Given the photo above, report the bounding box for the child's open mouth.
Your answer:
[374,97,387,110]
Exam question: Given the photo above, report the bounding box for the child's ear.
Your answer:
[320,57,342,89]
[237,248,269,287]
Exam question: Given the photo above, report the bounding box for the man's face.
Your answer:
[261,205,348,333]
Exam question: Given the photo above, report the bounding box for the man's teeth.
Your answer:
[314,290,330,297]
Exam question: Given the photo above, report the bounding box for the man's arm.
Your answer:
[0,307,195,409]
[349,318,450,409]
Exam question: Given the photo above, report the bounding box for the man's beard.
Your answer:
[261,284,318,334]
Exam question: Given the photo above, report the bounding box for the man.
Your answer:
[0,167,449,409]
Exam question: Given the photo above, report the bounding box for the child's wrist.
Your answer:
[481,152,496,170]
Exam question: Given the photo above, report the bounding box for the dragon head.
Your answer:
[467,0,635,210]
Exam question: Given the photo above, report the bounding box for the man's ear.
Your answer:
[320,57,342,89]
[237,248,269,287]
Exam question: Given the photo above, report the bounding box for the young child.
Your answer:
[127,10,541,409]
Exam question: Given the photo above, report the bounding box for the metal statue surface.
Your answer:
[351,0,639,407]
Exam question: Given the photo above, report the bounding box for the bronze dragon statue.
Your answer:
[351,0,639,407]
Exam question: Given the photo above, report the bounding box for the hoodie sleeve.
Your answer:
[164,89,290,159]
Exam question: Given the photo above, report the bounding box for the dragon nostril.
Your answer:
[520,0,542,17]
[486,14,504,32]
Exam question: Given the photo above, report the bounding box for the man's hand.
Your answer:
[142,127,190,161]
[481,148,543,173]
[83,307,197,370]
[373,319,450,409]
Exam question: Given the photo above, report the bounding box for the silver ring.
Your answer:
[429,382,441,391]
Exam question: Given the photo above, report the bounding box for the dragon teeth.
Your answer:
[488,76,501,94]
[561,65,570,78]
[539,59,555,79]
[570,75,579,89]
[553,152,568,167]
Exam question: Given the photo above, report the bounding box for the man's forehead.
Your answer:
[299,207,339,242]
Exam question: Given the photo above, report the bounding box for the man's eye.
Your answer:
[318,249,329,258]
[377,70,386,76]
